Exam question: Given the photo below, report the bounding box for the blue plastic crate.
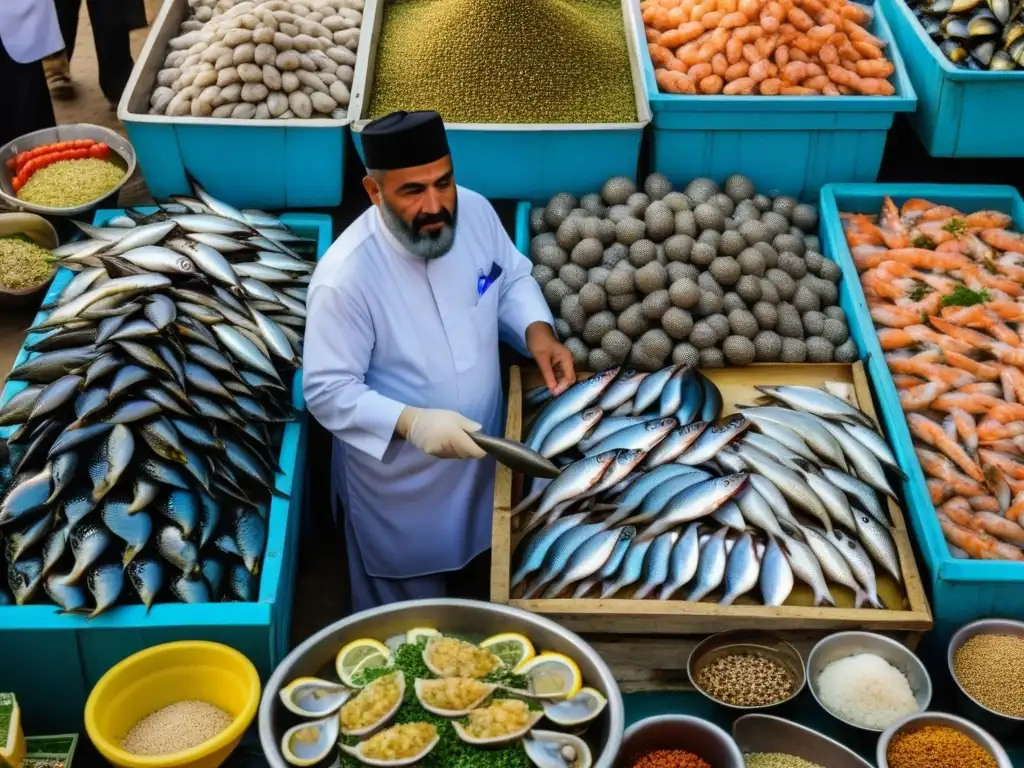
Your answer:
[347,0,650,202]
[819,183,1024,639]
[117,0,350,208]
[641,9,917,200]
[0,209,332,735]
[878,0,1024,157]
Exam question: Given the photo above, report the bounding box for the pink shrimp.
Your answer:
[940,304,994,327]
[919,205,963,223]
[948,408,979,456]
[977,418,1024,442]
[942,350,1002,382]
[851,244,889,269]
[980,228,1024,252]
[938,513,1024,561]
[877,328,915,351]
[987,402,1024,423]
[899,198,940,222]
[904,324,973,355]
[870,303,925,328]
[885,355,975,388]
[892,373,926,389]
[927,477,954,504]
[1001,366,1024,403]
[958,264,1024,297]
[966,210,1014,229]
[986,300,1024,322]
[979,448,1024,481]
[968,496,1002,514]
[932,392,1005,414]
[948,503,1024,547]
[857,248,969,271]
[913,219,964,245]
[879,196,912,248]
[898,382,949,411]
[988,342,1024,368]
[916,448,987,497]
[1005,489,1024,523]
[958,382,1003,396]
[907,413,985,482]
[927,317,995,351]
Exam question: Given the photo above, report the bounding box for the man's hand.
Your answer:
[526,321,576,396]
[397,407,487,459]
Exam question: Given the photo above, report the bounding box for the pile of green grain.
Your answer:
[369,0,636,124]
[16,158,124,209]
[0,236,55,291]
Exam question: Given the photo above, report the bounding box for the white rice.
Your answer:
[815,652,918,729]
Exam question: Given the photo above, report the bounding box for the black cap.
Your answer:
[362,111,450,171]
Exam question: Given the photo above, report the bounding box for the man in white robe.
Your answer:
[304,111,575,612]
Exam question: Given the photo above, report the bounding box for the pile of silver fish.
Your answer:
[511,365,909,609]
[908,0,1024,70]
[0,183,313,616]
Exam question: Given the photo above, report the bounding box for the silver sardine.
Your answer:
[760,538,794,607]
[598,369,648,411]
[636,473,749,543]
[824,527,883,608]
[734,443,832,532]
[633,364,681,414]
[522,522,609,599]
[720,532,759,605]
[852,509,902,584]
[757,385,874,428]
[584,417,677,457]
[676,415,749,465]
[779,533,835,606]
[820,467,889,525]
[525,367,620,451]
[658,522,700,599]
[687,527,729,602]
[537,408,603,458]
[599,537,652,598]
[643,421,709,467]
[542,526,634,598]
[632,530,677,599]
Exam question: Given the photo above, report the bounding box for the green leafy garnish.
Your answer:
[912,234,936,250]
[940,285,989,307]
[942,217,967,237]
[908,283,933,301]
[341,637,539,768]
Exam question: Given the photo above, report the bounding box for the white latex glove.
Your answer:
[397,407,487,460]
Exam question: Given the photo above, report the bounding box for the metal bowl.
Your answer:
[257,598,624,768]
[617,715,744,768]
[948,618,1024,729]
[877,711,1013,768]
[687,630,806,710]
[733,714,874,768]
[0,212,59,306]
[806,632,931,733]
[0,124,136,216]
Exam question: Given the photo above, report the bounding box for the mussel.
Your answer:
[280,715,339,767]
[990,49,1018,68]
[540,687,608,727]
[989,0,1012,22]
[451,699,544,746]
[942,16,972,38]
[968,10,1001,37]
[422,637,503,679]
[339,723,439,766]
[339,671,405,737]
[971,38,998,63]
[414,677,498,717]
[279,677,351,718]
[523,731,594,768]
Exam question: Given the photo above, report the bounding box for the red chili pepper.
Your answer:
[11,176,22,192]
[88,143,111,160]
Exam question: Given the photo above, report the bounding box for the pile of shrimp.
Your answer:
[642,0,896,95]
[842,196,1024,562]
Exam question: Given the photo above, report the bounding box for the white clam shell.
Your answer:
[523,730,593,768]
[451,709,544,746]
[280,715,339,767]
[279,676,351,717]
[340,670,405,737]
[422,637,504,679]
[413,678,498,717]
[338,730,440,766]
[540,688,607,726]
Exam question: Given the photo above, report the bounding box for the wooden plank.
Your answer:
[489,362,934,636]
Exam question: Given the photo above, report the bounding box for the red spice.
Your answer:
[631,749,713,768]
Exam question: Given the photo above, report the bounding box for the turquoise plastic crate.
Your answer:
[878,0,1024,157]
[0,209,332,735]
[117,0,350,208]
[347,0,650,201]
[641,9,917,200]
[819,183,1024,639]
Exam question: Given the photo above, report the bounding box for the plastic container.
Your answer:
[640,9,917,200]
[117,0,364,209]
[23,734,78,768]
[348,0,651,202]
[0,208,331,735]
[878,0,1024,157]
[818,182,1024,639]
[85,641,259,768]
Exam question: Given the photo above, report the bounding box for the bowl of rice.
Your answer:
[806,632,931,733]
[0,124,135,216]
[0,212,59,307]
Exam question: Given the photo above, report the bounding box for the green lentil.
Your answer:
[369,0,636,124]
[746,754,826,768]
[16,158,124,209]
[0,235,55,290]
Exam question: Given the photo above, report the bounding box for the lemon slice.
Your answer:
[335,638,391,688]
[406,626,441,644]
[480,632,536,669]
[514,652,583,699]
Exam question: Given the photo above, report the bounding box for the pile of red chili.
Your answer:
[6,139,111,191]
[631,749,712,768]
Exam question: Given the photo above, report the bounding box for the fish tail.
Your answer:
[58,607,92,616]
[657,583,677,600]
[599,581,619,599]
[719,593,737,606]
[271,488,291,500]
[815,587,837,607]
[632,584,653,600]
[521,579,547,600]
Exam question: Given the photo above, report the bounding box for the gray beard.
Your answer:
[379,198,456,259]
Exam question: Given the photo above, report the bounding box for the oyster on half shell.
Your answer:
[279,676,351,718]
[422,636,503,678]
[339,670,405,737]
[414,677,498,717]
[451,699,544,746]
[523,730,593,768]
[339,722,440,766]
[280,715,339,767]
[540,687,607,726]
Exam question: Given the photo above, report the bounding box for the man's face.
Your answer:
[363,156,457,259]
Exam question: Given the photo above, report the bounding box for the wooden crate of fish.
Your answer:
[490,362,933,642]
[0,199,330,734]
[820,182,1024,640]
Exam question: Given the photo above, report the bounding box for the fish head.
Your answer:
[618,526,637,542]
[580,408,603,425]
[593,451,619,468]
[716,414,748,432]
[717,472,750,498]
[592,366,621,384]
[648,418,679,435]
[619,368,647,383]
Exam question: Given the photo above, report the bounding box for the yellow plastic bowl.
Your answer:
[85,641,261,768]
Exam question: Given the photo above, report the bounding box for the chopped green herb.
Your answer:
[940,285,989,308]
[342,638,536,767]
[942,217,967,237]
[912,234,936,250]
[908,283,933,301]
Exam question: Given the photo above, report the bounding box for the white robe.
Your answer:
[304,187,553,579]
[0,0,63,64]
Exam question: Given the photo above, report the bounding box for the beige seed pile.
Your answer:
[953,633,1024,717]
[121,700,233,756]
[746,754,826,768]
[369,0,636,124]
[0,236,55,290]
[16,159,124,210]
[695,653,795,707]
